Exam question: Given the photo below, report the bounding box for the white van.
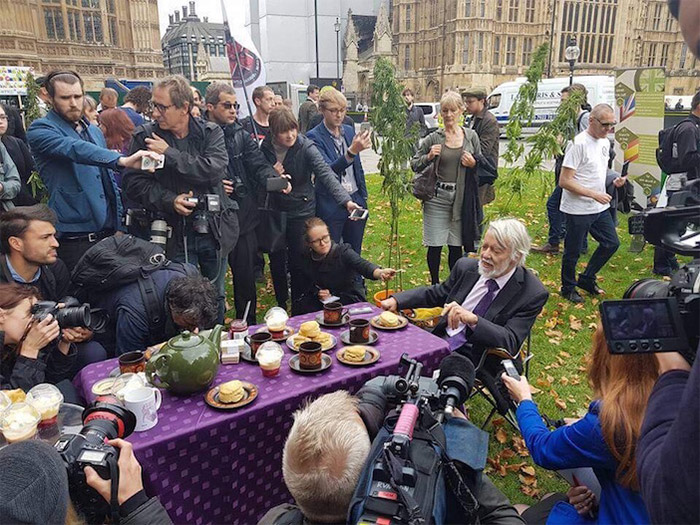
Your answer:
[415,102,440,131]
[487,75,615,130]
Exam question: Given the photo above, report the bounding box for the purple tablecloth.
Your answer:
[73,303,449,524]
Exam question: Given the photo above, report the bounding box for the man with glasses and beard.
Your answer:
[558,103,625,304]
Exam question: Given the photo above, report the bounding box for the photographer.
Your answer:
[122,75,236,323]
[0,205,108,370]
[501,324,655,524]
[0,283,79,401]
[260,390,524,525]
[0,439,171,524]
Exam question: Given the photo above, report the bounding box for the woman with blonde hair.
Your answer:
[411,90,482,284]
[502,324,655,523]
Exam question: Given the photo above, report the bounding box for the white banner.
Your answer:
[221,0,266,120]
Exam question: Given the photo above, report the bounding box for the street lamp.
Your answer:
[334,17,341,88]
[564,37,581,86]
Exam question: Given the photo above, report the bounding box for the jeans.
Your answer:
[561,210,620,294]
[228,231,258,325]
[72,340,108,374]
[546,185,566,245]
[171,232,227,323]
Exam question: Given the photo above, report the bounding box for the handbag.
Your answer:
[256,193,287,253]
[412,157,439,201]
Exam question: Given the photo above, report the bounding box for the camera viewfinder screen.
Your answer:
[79,450,107,463]
[603,301,675,340]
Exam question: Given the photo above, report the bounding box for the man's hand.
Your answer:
[441,301,477,329]
[222,179,234,195]
[613,176,627,188]
[567,485,596,516]
[380,297,398,312]
[590,191,612,204]
[428,144,442,160]
[318,289,331,301]
[349,130,371,155]
[500,373,533,404]
[174,191,197,216]
[460,151,476,168]
[62,327,93,344]
[346,201,361,216]
[656,351,691,374]
[374,268,397,282]
[145,133,170,155]
[118,150,161,172]
[85,439,144,506]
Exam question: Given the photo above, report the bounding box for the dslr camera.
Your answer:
[54,400,136,523]
[600,179,700,361]
[31,297,108,333]
[185,194,221,234]
[125,208,172,247]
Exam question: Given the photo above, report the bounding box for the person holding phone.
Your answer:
[307,87,371,256]
[295,218,395,314]
[501,323,654,524]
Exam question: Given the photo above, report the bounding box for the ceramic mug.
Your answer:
[323,301,347,325]
[244,332,273,359]
[124,387,162,431]
[298,341,322,370]
[118,351,146,374]
[349,318,371,343]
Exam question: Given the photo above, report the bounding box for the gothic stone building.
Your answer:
[0,0,163,90]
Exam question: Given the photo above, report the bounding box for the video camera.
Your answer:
[352,353,478,525]
[54,399,136,524]
[600,179,700,361]
[31,297,108,333]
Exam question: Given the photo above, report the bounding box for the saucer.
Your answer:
[370,315,408,331]
[336,346,380,367]
[339,329,379,346]
[205,381,258,410]
[286,333,337,352]
[288,354,332,374]
[240,344,258,364]
[257,326,295,342]
[315,312,350,328]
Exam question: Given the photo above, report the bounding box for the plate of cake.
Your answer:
[205,380,258,410]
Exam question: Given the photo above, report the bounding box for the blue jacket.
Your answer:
[516,400,650,525]
[306,122,368,220]
[27,110,123,234]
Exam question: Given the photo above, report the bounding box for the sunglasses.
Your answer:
[219,102,240,110]
[592,116,616,128]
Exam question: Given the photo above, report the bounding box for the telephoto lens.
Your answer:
[55,304,92,329]
[150,218,171,246]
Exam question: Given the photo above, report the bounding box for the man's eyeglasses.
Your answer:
[152,102,174,113]
[219,102,240,110]
[592,116,616,129]
[309,234,331,246]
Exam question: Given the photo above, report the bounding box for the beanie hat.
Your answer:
[0,440,69,524]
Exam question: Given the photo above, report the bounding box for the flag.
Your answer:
[221,0,266,119]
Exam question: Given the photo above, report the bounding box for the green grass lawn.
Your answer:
[232,170,674,505]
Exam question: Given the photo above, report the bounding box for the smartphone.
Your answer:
[349,208,369,220]
[501,359,521,381]
[621,161,629,178]
[266,177,288,192]
[360,122,372,134]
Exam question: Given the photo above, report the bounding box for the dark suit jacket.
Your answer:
[393,257,548,356]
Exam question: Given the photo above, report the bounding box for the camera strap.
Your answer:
[380,447,425,525]
[109,457,121,524]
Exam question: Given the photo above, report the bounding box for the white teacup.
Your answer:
[124,387,162,431]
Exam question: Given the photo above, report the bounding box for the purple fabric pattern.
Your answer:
[73,303,449,524]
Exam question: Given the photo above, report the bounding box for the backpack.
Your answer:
[71,235,200,334]
[656,118,698,174]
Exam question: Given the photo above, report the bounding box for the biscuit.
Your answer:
[343,346,366,362]
[219,380,245,404]
[299,320,321,338]
[379,311,400,327]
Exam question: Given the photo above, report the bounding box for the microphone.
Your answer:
[437,353,475,417]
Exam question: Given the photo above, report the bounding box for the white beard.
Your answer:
[478,258,510,279]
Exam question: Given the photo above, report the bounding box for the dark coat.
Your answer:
[0,255,71,301]
[260,134,351,220]
[469,107,499,162]
[122,117,238,255]
[306,122,368,220]
[2,135,40,206]
[392,257,549,356]
[295,242,378,314]
[120,493,173,525]
[223,120,279,234]
[406,105,427,139]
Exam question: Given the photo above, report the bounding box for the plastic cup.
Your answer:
[0,402,41,443]
[256,342,284,378]
[26,383,63,424]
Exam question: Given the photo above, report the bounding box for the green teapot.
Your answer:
[146,325,222,395]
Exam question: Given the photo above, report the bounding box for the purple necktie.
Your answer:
[448,279,499,351]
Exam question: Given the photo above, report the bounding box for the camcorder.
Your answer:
[54,399,136,524]
[125,208,172,247]
[31,297,108,333]
[600,179,700,362]
[350,353,484,525]
[185,194,221,235]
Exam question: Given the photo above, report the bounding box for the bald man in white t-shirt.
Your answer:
[558,104,626,303]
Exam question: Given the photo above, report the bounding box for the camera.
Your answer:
[125,208,172,247]
[188,194,221,235]
[600,179,700,360]
[31,297,108,333]
[54,401,136,523]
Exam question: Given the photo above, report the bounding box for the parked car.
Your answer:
[415,102,440,132]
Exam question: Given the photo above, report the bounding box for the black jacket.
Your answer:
[0,255,71,301]
[296,242,378,313]
[5,105,26,143]
[674,113,700,180]
[223,120,279,234]
[393,257,549,357]
[260,134,350,220]
[2,135,40,206]
[469,108,499,164]
[406,104,427,139]
[122,117,238,255]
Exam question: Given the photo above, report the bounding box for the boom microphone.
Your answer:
[437,353,475,418]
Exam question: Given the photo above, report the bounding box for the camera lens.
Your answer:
[624,278,670,299]
[192,211,209,234]
[56,305,91,329]
[81,403,136,441]
[150,219,170,246]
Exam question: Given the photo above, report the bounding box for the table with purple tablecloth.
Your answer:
[73,303,449,524]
